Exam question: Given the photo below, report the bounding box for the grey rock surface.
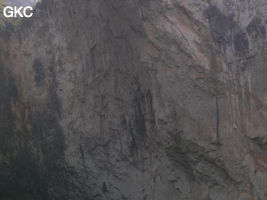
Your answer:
[4,0,40,7]
[0,0,267,199]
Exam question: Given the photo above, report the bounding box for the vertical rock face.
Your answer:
[0,0,267,199]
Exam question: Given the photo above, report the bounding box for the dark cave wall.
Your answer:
[0,0,266,199]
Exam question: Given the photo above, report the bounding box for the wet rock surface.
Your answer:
[0,0,267,199]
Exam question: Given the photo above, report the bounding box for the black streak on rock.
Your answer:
[32,58,45,87]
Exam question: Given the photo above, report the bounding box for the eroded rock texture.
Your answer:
[0,0,267,199]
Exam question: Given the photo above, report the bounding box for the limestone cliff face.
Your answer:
[0,0,267,199]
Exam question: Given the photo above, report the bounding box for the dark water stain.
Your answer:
[32,58,45,87]
[205,5,235,50]
[205,5,249,56]
[0,56,70,199]
[233,31,249,55]
[246,17,266,39]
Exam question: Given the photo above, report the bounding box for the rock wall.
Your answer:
[0,0,266,199]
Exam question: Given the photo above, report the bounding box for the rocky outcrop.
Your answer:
[0,0,266,199]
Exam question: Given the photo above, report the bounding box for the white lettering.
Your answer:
[14,7,23,17]
[3,6,13,18]
[23,6,34,18]
[3,6,34,18]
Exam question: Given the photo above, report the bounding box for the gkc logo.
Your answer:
[3,6,33,18]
